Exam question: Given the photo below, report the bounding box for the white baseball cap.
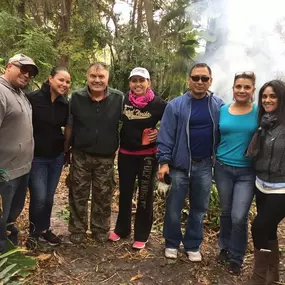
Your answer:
[129,67,150,79]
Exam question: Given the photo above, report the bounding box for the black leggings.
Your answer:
[251,189,285,249]
[115,152,158,242]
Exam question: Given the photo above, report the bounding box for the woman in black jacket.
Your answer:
[108,67,167,249]
[26,67,71,249]
[245,80,285,285]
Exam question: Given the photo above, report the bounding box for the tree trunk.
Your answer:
[137,0,143,34]
[17,0,26,32]
[58,0,72,67]
[131,0,138,33]
[143,0,158,43]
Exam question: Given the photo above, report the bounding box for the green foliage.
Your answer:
[0,11,22,58]
[56,205,70,223]
[110,35,166,92]
[14,28,58,81]
[110,27,198,98]
[0,241,36,284]
[0,0,201,95]
[207,183,220,229]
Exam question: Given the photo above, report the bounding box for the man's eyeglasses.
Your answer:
[11,63,36,78]
[190,76,210,83]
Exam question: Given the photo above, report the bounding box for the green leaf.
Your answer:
[2,269,21,284]
[0,258,7,268]
[0,241,36,279]
[0,263,17,279]
[0,249,26,259]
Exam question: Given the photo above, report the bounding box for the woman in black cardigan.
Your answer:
[26,67,71,249]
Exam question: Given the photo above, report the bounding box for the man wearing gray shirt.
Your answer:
[0,54,38,252]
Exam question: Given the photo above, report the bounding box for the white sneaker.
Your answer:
[165,248,178,259]
[187,250,202,262]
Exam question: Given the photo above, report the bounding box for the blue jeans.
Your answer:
[214,160,255,265]
[163,158,212,251]
[0,174,29,252]
[29,153,64,234]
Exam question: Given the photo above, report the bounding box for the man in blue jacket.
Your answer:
[157,63,224,261]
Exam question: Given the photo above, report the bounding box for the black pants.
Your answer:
[115,152,158,241]
[251,189,285,250]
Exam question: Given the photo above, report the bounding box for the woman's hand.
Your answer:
[148,128,158,143]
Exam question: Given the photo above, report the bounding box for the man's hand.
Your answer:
[148,128,158,143]
[157,164,169,182]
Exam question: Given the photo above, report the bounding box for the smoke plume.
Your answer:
[188,0,285,102]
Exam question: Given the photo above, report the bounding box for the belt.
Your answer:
[192,158,203,163]
[191,157,211,163]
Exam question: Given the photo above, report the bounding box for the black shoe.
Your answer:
[26,235,39,250]
[39,230,61,246]
[227,260,242,275]
[218,249,229,264]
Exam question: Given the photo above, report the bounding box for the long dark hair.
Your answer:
[258,80,285,126]
[50,66,69,78]
[46,66,69,83]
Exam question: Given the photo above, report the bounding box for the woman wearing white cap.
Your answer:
[109,67,167,249]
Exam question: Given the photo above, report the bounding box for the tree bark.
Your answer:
[58,0,72,67]
[143,0,158,42]
[131,0,137,33]
[137,0,143,34]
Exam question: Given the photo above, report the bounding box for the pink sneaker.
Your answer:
[133,241,147,249]
[108,232,120,242]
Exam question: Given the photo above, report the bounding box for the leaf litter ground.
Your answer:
[15,168,285,285]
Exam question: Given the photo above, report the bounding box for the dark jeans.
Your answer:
[252,190,285,250]
[0,174,29,252]
[29,153,64,234]
[214,161,255,265]
[115,152,158,242]
[163,158,212,251]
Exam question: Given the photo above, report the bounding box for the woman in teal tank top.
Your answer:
[214,72,258,275]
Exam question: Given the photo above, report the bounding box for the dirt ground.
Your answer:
[17,168,285,285]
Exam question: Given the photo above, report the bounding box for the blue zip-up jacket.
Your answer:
[157,91,224,172]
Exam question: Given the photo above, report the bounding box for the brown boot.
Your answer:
[243,248,270,285]
[266,240,279,285]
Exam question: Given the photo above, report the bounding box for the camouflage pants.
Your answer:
[68,149,115,241]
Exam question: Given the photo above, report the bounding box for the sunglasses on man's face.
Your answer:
[190,76,210,82]
[11,63,36,78]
